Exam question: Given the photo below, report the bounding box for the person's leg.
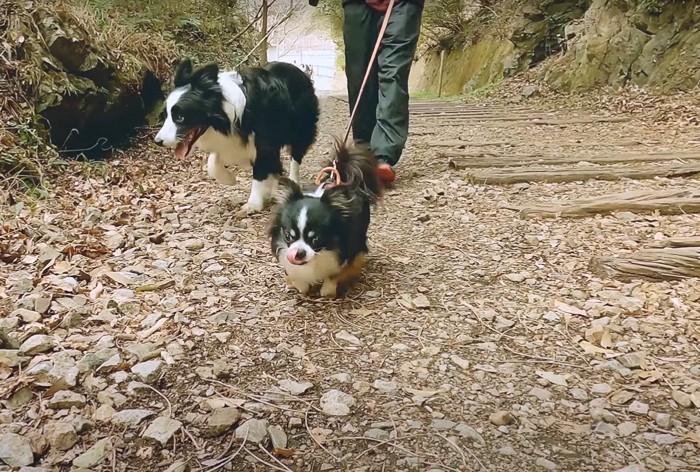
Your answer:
[343,2,380,145]
[372,1,423,179]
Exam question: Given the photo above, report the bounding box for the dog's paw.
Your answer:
[320,279,338,299]
[242,200,264,214]
[214,171,237,186]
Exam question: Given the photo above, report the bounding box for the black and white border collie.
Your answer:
[154,58,320,213]
[269,142,383,298]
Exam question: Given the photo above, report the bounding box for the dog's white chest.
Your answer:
[281,249,341,285]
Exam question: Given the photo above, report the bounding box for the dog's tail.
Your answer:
[327,138,383,204]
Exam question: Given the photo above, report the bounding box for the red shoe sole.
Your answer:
[377,163,396,185]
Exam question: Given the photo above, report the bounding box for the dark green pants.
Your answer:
[343,1,423,166]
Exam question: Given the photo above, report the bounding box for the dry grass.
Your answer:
[0,0,178,194]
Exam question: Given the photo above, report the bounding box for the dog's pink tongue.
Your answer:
[286,248,302,265]
[174,141,188,160]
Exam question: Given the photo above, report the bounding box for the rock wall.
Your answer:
[411,0,700,95]
[543,0,700,91]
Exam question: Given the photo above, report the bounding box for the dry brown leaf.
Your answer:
[403,387,445,397]
[554,301,587,316]
[105,271,133,286]
[413,294,431,309]
[600,330,613,348]
[272,448,295,458]
[536,370,569,387]
[579,341,612,355]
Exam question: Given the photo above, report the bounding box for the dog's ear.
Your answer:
[321,187,356,219]
[275,178,303,204]
[173,58,193,87]
[191,63,219,88]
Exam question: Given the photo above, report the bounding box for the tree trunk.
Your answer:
[260,0,268,65]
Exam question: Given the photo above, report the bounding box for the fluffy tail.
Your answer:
[326,139,383,204]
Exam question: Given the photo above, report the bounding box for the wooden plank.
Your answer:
[447,151,700,169]
[419,114,554,123]
[648,237,700,248]
[426,139,514,148]
[462,116,632,127]
[589,248,700,281]
[466,163,700,185]
[506,189,700,219]
[428,139,650,148]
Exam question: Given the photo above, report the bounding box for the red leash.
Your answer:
[342,0,396,145]
[319,0,396,189]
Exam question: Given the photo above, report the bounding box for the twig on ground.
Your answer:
[258,444,294,472]
[244,446,291,472]
[437,433,486,471]
[205,431,247,472]
[501,344,587,369]
[305,404,340,461]
[143,383,173,418]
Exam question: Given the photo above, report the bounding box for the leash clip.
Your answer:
[315,159,342,188]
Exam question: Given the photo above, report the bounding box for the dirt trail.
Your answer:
[1,96,699,472]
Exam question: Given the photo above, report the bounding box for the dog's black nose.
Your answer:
[295,248,306,260]
[154,138,164,146]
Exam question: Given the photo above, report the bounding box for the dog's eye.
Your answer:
[173,114,184,124]
[284,231,294,242]
[310,236,319,246]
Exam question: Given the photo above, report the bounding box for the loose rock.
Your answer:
[143,417,182,446]
[112,409,156,426]
[278,379,314,396]
[0,433,34,467]
[454,423,485,445]
[19,335,54,355]
[335,330,361,346]
[489,411,515,426]
[235,419,269,444]
[628,401,650,415]
[48,390,86,410]
[373,379,398,393]
[72,438,112,468]
[268,425,288,449]
[44,422,78,451]
[364,428,390,440]
[536,458,558,470]
[207,408,240,437]
[320,389,356,416]
[131,360,163,383]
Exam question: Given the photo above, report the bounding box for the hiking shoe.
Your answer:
[377,159,396,185]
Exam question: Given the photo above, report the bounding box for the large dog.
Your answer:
[155,58,320,213]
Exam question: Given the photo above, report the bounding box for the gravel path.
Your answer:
[1,96,699,472]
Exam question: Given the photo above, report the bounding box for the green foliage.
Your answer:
[421,0,471,49]
[82,0,253,67]
[637,0,662,14]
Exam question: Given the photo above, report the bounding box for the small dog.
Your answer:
[154,58,319,213]
[269,141,383,298]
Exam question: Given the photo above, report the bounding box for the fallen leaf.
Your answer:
[554,301,587,316]
[105,271,133,286]
[536,370,569,387]
[691,391,700,408]
[580,341,612,355]
[310,427,332,445]
[600,330,613,348]
[403,387,445,397]
[610,390,635,405]
[272,448,295,458]
[135,279,176,292]
[413,294,431,309]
